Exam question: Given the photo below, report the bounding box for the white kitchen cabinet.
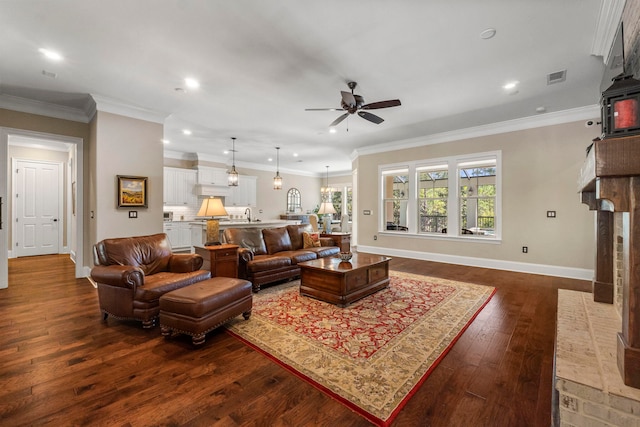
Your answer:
[163,222,192,250]
[227,175,257,207]
[163,167,197,206]
[197,166,228,186]
[190,223,205,247]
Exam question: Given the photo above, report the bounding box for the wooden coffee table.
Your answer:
[299,253,390,307]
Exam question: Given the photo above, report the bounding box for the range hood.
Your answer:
[195,184,231,197]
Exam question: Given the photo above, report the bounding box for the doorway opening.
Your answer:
[0,128,85,289]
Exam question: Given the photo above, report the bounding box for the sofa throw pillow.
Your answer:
[303,232,321,248]
[262,227,293,254]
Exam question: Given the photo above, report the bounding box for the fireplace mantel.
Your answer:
[579,134,640,388]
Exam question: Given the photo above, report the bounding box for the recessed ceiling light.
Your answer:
[162,139,170,144]
[182,129,192,136]
[503,81,519,90]
[268,157,273,162]
[293,153,299,157]
[480,28,497,40]
[38,48,63,61]
[184,78,199,89]
[223,150,229,155]
[329,128,337,134]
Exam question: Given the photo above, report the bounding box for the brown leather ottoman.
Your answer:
[159,277,252,345]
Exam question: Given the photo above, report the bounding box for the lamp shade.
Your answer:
[197,197,228,217]
[317,201,336,215]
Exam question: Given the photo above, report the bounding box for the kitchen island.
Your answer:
[189,219,301,247]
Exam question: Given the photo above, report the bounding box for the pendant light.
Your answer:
[273,146,282,190]
[228,137,239,186]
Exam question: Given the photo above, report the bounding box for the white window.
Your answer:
[458,159,496,237]
[379,151,500,240]
[381,168,409,232]
[417,164,449,233]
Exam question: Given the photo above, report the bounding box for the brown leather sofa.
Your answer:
[91,233,211,328]
[222,224,340,292]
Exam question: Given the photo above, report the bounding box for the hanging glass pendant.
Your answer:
[228,137,239,186]
[273,146,282,190]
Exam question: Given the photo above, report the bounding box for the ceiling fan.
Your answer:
[306,81,401,127]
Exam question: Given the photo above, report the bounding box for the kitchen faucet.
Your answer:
[245,207,252,222]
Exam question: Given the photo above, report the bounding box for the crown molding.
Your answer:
[591,0,626,64]
[353,104,600,158]
[163,150,198,161]
[91,94,168,124]
[0,93,93,123]
[164,150,321,177]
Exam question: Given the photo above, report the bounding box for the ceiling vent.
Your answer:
[547,70,567,85]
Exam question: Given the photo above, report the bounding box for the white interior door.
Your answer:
[15,160,62,257]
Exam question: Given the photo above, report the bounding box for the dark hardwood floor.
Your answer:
[0,254,590,426]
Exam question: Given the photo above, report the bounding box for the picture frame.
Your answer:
[117,175,148,208]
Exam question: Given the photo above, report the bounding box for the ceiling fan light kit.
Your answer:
[306,81,401,128]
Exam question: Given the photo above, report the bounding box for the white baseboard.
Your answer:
[357,245,594,281]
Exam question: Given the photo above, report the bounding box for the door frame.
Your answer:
[12,158,65,257]
[0,127,85,289]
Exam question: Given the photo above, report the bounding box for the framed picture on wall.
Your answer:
[117,175,148,208]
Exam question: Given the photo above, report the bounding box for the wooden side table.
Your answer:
[320,232,351,252]
[194,244,239,278]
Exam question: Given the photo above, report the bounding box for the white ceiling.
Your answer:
[0,1,619,175]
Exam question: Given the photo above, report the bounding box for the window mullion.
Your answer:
[407,165,417,233]
[448,160,460,236]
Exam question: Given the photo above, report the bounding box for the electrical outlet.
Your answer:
[522,246,528,253]
[373,235,377,240]
[546,211,556,218]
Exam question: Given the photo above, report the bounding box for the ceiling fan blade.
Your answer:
[305,108,343,111]
[341,91,356,108]
[358,111,384,124]
[330,113,349,127]
[362,99,401,110]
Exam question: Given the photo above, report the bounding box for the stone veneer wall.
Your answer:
[614,213,624,316]
[622,0,640,78]
[555,290,640,426]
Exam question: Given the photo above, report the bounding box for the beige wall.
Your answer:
[91,111,164,244]
[356,120,599,273]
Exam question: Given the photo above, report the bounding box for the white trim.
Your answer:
[591,0,626,64]
[92,94,168,124]
[353,105,600,159]
[358,245,594,281]
[165,150,324,177]
[0,94,93,123]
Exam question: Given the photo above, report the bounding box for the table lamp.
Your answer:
[197,197,228,245]
[317,201,336,234]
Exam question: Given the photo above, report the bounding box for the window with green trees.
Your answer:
[380,152,500,239]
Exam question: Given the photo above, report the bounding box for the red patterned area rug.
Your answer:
[225,271,495,426]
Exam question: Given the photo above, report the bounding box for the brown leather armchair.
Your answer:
[91,233,211,328]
